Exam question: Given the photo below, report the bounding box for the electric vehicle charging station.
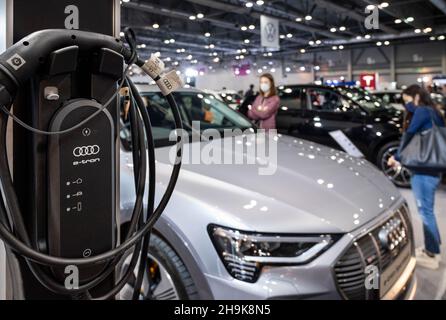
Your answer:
[0,0,183,300]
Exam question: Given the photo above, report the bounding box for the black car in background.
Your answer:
[276,85,411,187]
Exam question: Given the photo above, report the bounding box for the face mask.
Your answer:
[260,83,271,93]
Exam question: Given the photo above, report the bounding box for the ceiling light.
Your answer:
[244,39,250,43]
[197,13,204,19]
[338,45,344,49]
[423,27,432,33]
[152,23,160,29]
[309,40,315,45]
[169,39,175,43]
[185,68,198,77]
[204,32,211,37]
[299,66,306,71]
[296,17,302,22]
[305,15,312,21]
[405,17,414,23]
[380,2,389,8]
[241,48,247,53]
[187,55,193,60]
[209,44,215,48]
[430,36,436,41]
[164,39,170,44]
[300,49,306,53]
[213,57,220,63]
[267,52,273,56]
[122,0,130,2]
[241,26,248,31]
[356,35,362,40]
[270,68,276,73]
[394,19,402,24]
[384,41,390,45]
[249,24,255,30]
[258,68,263,73]
[376,41,382,46]
[119,31,125,37]
[366,4,375,10]
[256,0,264,5]
[280,34,286,39]
[438,35,445,40]
[286,33,293,38]
[285,67,291,72]
[414,28,421,33]
[339,26,346,31]
[314,65,320,71]
[315,40,322,45]
[332,46,338,50]
[189,15,196,20]
[364,34,371,39]
[330,27,337,32]
[245,2,254,7]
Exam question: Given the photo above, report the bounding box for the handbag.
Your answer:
[400,109,446,172]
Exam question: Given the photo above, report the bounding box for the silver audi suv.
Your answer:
[119,85,417,300]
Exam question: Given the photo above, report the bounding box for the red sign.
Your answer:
[359,73,377,90]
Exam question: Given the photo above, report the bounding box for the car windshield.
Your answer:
[220,92,242,105]
[335,87,386,111]
[121,90,254,147]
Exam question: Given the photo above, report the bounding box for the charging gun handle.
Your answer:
[0,29,135,107]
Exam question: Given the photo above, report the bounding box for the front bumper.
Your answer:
[203,201,417,300]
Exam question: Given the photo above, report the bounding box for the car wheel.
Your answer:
[120,234,199,300]
[377,141,411,188]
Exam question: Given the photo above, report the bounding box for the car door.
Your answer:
[276,86,309,135]
[300,87,365,150]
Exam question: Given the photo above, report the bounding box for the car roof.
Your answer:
[373,90,401,94]
[135,84,203,94]
[278,84,354,91]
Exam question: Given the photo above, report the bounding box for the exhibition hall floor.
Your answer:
[401,185,446,300]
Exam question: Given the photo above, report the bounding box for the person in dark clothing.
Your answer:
[388,84,445,270]
[245,84,255,99]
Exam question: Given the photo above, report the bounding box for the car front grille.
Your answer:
[334,204,414,300]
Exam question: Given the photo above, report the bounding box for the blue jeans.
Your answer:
[411,174,442,254]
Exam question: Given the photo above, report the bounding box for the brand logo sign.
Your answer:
[378,217,407,251]
[260,15,279,49]
[73,145,100,157]
[359,73,378,90]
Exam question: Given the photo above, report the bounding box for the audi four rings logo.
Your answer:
[73,145,101,157]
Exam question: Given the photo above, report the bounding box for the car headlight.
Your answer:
[208,225,337,283]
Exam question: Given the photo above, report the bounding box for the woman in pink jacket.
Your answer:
[247,73,280,130]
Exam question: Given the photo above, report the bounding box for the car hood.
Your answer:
[121,134,402,234]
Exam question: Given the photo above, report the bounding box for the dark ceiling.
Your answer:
[121,0,446,69]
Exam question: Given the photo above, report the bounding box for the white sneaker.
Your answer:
[416,249,440,270]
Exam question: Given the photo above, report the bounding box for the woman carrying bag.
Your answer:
[388,84,445,270]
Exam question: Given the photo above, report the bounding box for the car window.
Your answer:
[307,88,344,112]
[220,93,242,105]
[121,91,254,147]
[278,87,304,110]
[335,87,384,111]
